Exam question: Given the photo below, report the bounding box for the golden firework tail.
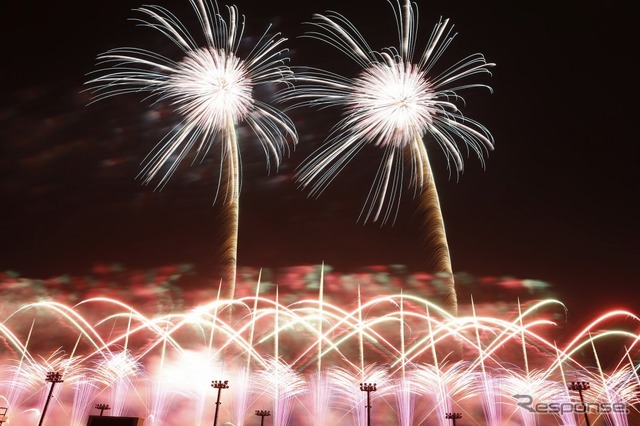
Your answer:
[414,136,457,316]
[219,120,240,301]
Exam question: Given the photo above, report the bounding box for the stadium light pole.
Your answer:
[255,409,271,426]
[568,381,591,426]
[445,412,462,425]
[38,371,64,426]
[95,403,111,416]
[359,382,377,426]
[211,380,229,426]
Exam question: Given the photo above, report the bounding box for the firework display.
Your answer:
[1,0,637,425]
[87,0,298,299]
[0,278,639,425]
[279,0,493,315]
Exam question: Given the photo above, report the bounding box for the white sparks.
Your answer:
[87,0,297,198]
[347,61,436,148]
[281,1,494,223]
[168,48,254,128]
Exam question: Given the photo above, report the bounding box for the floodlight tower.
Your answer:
[359,382,377,426]
[38,371,64,426]
[445,412,462,425]
[95,403,111,416]
[568,381,591,426]
[211,380,229,426]
[255,409,271,426]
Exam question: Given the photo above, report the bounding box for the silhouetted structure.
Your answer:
[360,383,377,426]
[568,380,591,426]
[255,409,271,426]
[38,371,63,426]
[86,416,144,426]
[211,379,229,426]
[95,403,111,416]
[445,412,462,425]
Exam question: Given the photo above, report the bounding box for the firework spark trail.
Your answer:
[1,349,79,418]
[328,365,388,426]
[95,351,142,416]
[0,318,37,411]
[589,340,638,426]
[308,372,331,426]
[87,0,297,300]
[70,376,99,426]
[552,342,580,426]
[393,377,416,426]
[146,375,180,426]
[548,311,640,378]
[412,362,466,426]
[603,366,639,425]
[226,277,262,426]
[470,298,502,426]
[415,138,456,312]
[1,295,639,424]
[279,1,493,315]
[230,365,251,426]
[255,358,306,426]
[473,371,502,426]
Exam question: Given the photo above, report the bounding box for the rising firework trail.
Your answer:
[281,0,494,315]
[87,0,298,300]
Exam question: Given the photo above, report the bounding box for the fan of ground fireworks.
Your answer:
[280,0,494,314]
[86,0,298,299]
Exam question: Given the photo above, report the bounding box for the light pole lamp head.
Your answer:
[95,403,111,410]
[445,412,462,420]
[569,381,590,391]
[255,410,271,416]
[359,382,377,392]
[45,371,64,383]
[211,380,229,389]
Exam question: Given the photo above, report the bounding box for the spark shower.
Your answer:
[1,289,640,425]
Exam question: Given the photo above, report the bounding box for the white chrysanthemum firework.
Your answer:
[281,0,494,314]
[89,0,297,194]
[88,0,297,298]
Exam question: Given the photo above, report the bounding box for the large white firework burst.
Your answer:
[282,0,494,224]
[87,0,298,298]
[88,0,297,200]
[280,0,494,315]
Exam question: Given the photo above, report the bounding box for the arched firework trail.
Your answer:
[87,0,298,300]
[280,0,494,315]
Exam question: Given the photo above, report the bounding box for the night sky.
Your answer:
[0,1,637,323]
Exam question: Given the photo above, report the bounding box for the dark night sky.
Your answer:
[0,1,637,322]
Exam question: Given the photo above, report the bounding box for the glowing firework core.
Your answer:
[170,48,253,127]
[350,62,434,147]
